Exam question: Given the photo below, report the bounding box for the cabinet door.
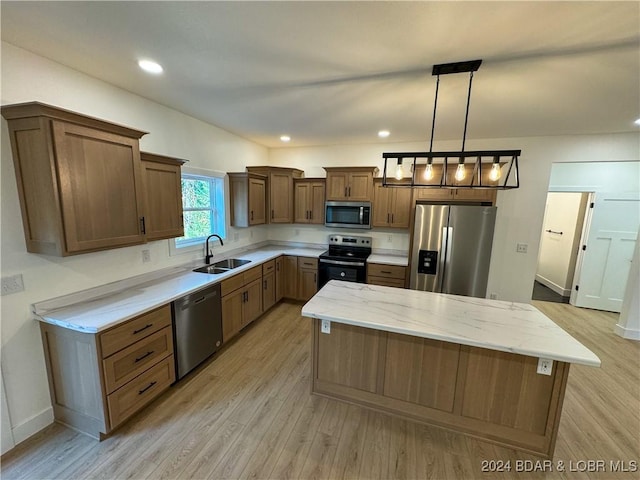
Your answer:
[263,272,276,312]
[298,268,318,301]
[269,172,293,223]
[347,172,374,201]
[372,181,391,227]
[275,256,284,302]
[389,187,412,228]
[222,291,244,343]
[309,182,326,224]
[414,188,454,202]
[141,159,184,240]
[283,255,298,299]
[244,278,263,325]
[325,172,349,201]
[294,182,310,223]
[248,177,266,225]
[52,121,145,252]
[453,189,497,204]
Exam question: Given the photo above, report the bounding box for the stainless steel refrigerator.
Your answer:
[410,203,497,298]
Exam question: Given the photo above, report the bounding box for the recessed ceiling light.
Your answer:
[378,130,390,138]
[635,118,640,126]
[280,135,291,142]
[138,59,163,74]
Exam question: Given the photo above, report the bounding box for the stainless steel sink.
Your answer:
[192,258,251,274]
[192,265,230,275]
[211,258,251,269]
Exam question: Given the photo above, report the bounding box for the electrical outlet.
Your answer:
[490,293,498,300]
[142,249,151,263]
[537,358,553,375]
[516,243,528,253]
[295,229,300,236]
[387,234,393,243]
[321,319,331,334]
[1,274,25,296]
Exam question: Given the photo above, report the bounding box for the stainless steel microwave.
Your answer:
[325,201,372,229]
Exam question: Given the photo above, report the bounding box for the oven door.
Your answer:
[318,258,367,288]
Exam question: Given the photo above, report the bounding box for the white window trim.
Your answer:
[168,166,228,257]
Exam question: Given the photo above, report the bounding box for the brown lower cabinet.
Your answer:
[367,263,407,288]
[40,304,175,439]
[311,320,569,458]
[221,265,263,342]
[282,255,318,301]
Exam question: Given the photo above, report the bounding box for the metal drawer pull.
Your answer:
[138,381,157,395]
[381,270,392,274]
[133,324,153,335]
[134,351,154,363]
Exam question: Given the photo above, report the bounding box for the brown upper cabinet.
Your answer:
[1,102,150,256]
[294,178,326,224]
[140,152,185,241]
[413,188,497,204]
[228,172,267,227]
[372,179,412,228]
[323,167,378,201]
[246,166,304,223]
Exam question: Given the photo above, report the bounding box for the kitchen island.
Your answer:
[301,281,600,458]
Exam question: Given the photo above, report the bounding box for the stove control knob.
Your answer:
[340,271,345,277]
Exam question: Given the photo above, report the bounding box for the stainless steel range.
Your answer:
[318,234,372,288]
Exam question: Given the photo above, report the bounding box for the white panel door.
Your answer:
[571,192,640,312]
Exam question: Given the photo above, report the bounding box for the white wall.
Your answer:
[0,43,269,445]
[270,138,640,303]
[536,192,587,295]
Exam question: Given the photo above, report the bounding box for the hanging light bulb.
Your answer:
[489,158,501,181]
[424,161,434,180]
[395,159,404,180]
[454,160,466,181]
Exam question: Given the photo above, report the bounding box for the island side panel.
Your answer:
[309,319,571,458]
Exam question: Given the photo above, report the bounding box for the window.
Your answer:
[173,169,226,251]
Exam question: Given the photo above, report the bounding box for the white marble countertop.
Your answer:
[301,281,601,367]
[367,254,409,266]
[34,246,325,334]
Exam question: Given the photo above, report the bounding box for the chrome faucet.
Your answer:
[205,234,224,264]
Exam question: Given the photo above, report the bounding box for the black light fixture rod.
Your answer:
[461,71,474,152]
[429,75,440,153]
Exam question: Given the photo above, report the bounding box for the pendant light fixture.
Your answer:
[382,59,520,189]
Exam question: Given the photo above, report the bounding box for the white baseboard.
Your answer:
[11,407,54,446]
[535,275,570,297]
[614,323,640,341]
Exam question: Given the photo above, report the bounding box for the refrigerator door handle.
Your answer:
[440,226,453,292]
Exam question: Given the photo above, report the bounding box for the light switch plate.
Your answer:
[516,243,528,253]
[1,274,25,296]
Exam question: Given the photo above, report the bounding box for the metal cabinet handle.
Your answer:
[133,324,153,335]
[391,213,394,223]
[139,217,146,234]
[271,209,274,219]
[250,210,254,221]
[309,210,312,220]
[381,270,392,274]
[138,381,157,395]
[134,351,154,363]
[387,213,390,223]
[348,186,351,197]
[264,280,267,290]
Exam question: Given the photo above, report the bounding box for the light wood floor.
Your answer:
[2,300,638,479]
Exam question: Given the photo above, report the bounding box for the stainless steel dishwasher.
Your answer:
[172,283,223,380]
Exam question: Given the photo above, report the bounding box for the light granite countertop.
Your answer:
[301,280,601,367]
[34,246,325,334]
[367,254,409,266]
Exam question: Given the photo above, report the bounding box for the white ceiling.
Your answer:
[1,1,639,148]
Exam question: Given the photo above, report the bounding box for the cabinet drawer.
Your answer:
[103,327,174,394]
[107,355,175,430]
[367,263,407,279]
[100,305,171,358]
[243,265,263,283]
[298,257,318,270]
[367,276,406,288]
[262,260,275,275]
[221,272,244,296]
